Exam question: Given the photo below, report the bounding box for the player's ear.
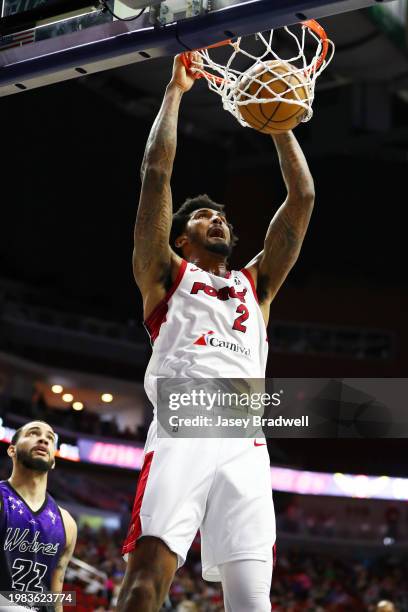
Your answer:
[175,234,188,249]
[7,445,16,459]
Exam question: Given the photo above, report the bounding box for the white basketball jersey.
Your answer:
[144,259,268,413]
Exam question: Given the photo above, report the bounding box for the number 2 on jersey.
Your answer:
[233,304,249,332]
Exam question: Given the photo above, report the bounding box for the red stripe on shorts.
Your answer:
[122,451,154,555]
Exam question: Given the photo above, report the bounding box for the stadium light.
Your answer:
[51,384,63,394]
[72,401,84,411]
[62,393,74,402]
[101,393,113,403]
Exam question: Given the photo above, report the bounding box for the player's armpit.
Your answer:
[50,509,77,611]
[135,248,183,321]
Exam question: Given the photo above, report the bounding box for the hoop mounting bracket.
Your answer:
[149,0,208,25]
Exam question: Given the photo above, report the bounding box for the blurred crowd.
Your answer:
[0,392,147,442]
[64,525,406,611]
[65,526,225,612]
[278,500,408,543]
[271,551,406,611]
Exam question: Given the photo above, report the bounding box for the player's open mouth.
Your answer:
[33,447,48,455]
[208,228,225,238]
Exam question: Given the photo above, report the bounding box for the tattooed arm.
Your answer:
[133,54,197,320]
[245,131,315,325]
[50,509,77,612]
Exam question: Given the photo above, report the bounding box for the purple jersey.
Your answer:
[0,481,66,609]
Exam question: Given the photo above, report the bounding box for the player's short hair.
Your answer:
[10,421,51,446]
[170,194,238,255]
[11,427,23,446]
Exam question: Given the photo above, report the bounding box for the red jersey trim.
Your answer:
[122,451,154,555]
[144,259,188,344]
[240,267,259,304]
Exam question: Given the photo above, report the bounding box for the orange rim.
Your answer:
[180,19,330,84]
[181,38,231,85]
[302,19,330,73]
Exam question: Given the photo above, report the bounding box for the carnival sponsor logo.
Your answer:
[194,331,251,356]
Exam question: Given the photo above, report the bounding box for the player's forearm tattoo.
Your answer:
[141,85,182,175]
[270,132,315,250]
[273,132,315,202]
[141,91,180,178]
[134,86,183,271]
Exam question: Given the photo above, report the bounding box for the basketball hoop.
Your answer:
[181,19,335,127]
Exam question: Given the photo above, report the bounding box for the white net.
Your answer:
[186,20,335,127]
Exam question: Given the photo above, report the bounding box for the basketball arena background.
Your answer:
[1,1,408,609]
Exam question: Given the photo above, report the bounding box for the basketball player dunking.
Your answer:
[117,53,314,612]
[0,421,77,612]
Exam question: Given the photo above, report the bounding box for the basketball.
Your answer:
[237,60,310,134]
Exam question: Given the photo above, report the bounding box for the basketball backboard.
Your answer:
[0,0,396,96]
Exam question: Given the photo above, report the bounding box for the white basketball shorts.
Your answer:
[122,422,276,581]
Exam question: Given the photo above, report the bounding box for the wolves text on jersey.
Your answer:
[4,528,61,556]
